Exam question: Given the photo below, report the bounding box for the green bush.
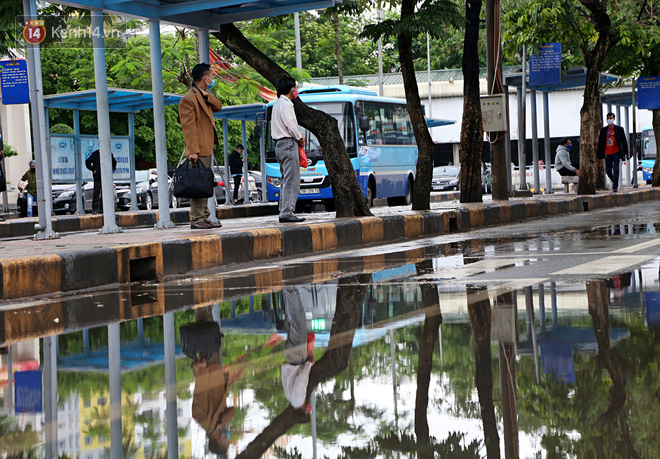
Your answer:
[50,123,74,135]
[2,144,18,158]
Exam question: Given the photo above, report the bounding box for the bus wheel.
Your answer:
[323,199,336,212]
[366,182,375,208]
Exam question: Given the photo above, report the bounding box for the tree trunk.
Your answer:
[577,0,616,195]
[333,11,343,85]
[467,285,501,458]
[398,0,435,211]
[486,0,508,201]
[460,0,485,203]
[652,109,660,186]
[213,24,372,217]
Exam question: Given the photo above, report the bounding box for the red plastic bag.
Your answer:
[299,146,308,168]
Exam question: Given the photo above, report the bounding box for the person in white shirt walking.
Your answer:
[271,77,306,223]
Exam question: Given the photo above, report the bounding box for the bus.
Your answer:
[265,85,445,208]
[641,127,656,184]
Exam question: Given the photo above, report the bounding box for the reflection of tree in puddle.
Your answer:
[0,414,40,458]
[587,279,639,459]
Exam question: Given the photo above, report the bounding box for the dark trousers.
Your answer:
[92,174,102,212]
[557,167,577,177]
[233,175,242,202]
[605,154,620,190]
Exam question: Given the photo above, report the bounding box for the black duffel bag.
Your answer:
[172,158,215,199]
[179,321,224,363]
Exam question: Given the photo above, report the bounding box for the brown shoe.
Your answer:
[207,220,222,228]
[191,221,212,229]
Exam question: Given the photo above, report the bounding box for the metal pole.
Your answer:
[149,20,174,228]
[242,121,249,203]
[92,9,120,233]
[427,33,432,118]
[632,79,638,188]
[616,105,623,190]
[43,336,58,458]
[524,287,540,384]
[164,312,179,458]
[518,47,527,190]
[24,0,57,239]
[83,328,90,352]
[624,106,631,186]
[377,9,384,97]
[543,92,553,193]
[6,344,12,412]
[530,89,540,192]
[550,281,558,329]
[259,118,267,202]
[73,109,84,214]
[108,323,123,459]
[128,112,137,211]
[222,119,231,202]
[390,328,398,428]
[294,13,303,75]
[538,283,546,333]
[504,85,512,192]
[311,390,318,459]
[137,318,144,340]
[231,299,236,318]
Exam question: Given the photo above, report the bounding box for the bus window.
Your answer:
[266,102,356,160]
[363,101,414,146]
[642,129,656,160]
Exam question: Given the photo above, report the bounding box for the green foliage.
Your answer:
[50,123,74,135]
[2,144,18,158]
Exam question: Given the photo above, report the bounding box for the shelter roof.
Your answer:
[504,67,619,93]
[43,88,183,113]
[55,0,339,30]
[601,92,634,107]
[214,103,267,121]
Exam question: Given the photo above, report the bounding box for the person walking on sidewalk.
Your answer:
[554,138,579,177]
[597,112,629,192]
[272,77,306,223]
[229,144,245,205]
[19,160,37,217]
[179,62,223,229]
[85,149,117,214]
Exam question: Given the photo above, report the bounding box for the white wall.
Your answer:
[1,102,32,190]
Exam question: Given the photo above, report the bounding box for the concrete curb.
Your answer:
[1,188,658,300]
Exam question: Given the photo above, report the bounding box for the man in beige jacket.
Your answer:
[179,63,223,229]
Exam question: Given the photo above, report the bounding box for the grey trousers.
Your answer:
[283,286,308,365]
[275,139,300,218]
[190,154,212,224]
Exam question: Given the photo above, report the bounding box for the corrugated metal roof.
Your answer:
[310,66,519,86]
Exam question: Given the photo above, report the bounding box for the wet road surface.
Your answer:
[1,202,660,458]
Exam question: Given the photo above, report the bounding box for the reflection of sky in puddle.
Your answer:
[2,228,660,458]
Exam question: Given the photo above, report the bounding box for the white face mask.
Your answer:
[607,119,614,125]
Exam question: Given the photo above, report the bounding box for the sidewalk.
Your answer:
[0,187,657,301]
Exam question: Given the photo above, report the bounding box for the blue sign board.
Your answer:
[638,77,660,110]
[646,292,660,327]
[0,60,30,105]
[540,341,575,384]
[14,370,42,413]
[529,43,561,87]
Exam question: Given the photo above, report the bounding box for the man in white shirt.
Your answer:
[272,77,306,223]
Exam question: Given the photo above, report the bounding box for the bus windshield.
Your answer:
[267,102,356,161]
[642,129,656,159]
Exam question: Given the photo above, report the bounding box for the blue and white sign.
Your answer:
[81,136,131,181]
[50,135,75,182]
[646,292,660,327]
[14,370,42,413]
[540,341,575,384]
[0,60,30,105]
[529,43,561,87]
[638,77,660,110]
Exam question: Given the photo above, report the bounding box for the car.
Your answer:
[248,170,263,203]
[17,181,118,216]
[432,165,460,191]
[116,169,175,211]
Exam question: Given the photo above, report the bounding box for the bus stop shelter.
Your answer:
[504,67,619,193]
[43,88,183,216]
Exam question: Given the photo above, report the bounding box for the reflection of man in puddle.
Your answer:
[281,286,315,418]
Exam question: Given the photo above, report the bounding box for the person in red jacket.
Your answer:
[597,112,629,192]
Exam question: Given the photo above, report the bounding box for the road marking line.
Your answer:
[612,238,660,253]
[551,255,655,275]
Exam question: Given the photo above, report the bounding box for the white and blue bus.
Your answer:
[264,86,447,208]
[641,127,656,183]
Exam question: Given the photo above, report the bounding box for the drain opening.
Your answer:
[583,201,589,212]
[130,256,157,282]
[449,216,458,232]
